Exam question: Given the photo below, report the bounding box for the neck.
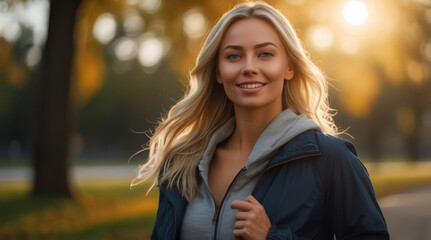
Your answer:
[228,103,283,155]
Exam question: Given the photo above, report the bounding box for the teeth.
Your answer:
[239,83,264,89]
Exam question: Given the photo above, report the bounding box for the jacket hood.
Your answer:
[198,108,322,180]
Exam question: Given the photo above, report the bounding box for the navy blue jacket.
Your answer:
[151,130,390,239]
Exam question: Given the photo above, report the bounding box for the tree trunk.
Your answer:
[32,0,82,197]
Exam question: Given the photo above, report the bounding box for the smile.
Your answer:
[238,83,265,89]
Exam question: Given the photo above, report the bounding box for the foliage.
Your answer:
[0,0,430,163]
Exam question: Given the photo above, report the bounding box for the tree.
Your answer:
[32,0,82,197]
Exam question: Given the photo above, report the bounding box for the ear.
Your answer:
[216,70,223,84]
[284,62,295,81]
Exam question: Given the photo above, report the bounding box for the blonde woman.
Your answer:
[133,1,389,239]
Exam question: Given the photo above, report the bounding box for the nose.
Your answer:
[242,56,258,76]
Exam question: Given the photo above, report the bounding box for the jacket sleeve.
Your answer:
[151,190,176,240]
[266,224,309,240]
[322,139,389,239]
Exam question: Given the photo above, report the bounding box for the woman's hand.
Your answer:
[230,195,271,240]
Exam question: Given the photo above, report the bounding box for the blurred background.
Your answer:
[0,0,430,239]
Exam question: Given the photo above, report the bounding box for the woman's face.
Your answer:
[217,17,294,111]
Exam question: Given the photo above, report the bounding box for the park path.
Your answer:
[0,166,138,184]
[379,185,431,240]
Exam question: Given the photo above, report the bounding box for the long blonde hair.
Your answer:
[132,1,339,202]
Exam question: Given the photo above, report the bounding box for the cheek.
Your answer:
[218,62,240,83]
[262,62,287,81]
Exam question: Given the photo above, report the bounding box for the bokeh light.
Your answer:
[123,9,145,37]
[3,20,21,42]
[139,0,161,14]
[308,25,334,51]
[114,37,137,61]
[343,1,369,26]
[340,36,360,54]
[93,13,117,44]
[0,0,48,44]
[127,0,140,5]
[138,34,164,69]
[25,45,42,68]
[182,8,208,39]
[285,0,306,6]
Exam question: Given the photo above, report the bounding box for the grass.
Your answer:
[0,161,431,239]
[365,161,431,198]
[0,180,158,239]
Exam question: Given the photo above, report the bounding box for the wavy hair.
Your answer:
[132,1,339,202]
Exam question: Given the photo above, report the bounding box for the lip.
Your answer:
[236,81,267,93]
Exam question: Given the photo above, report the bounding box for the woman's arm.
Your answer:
[324,140,390,239]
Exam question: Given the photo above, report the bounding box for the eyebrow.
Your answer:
[223,42,278,51]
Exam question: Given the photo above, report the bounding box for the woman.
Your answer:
[133,1,389,239]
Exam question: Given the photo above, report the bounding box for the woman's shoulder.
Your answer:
[309,131,369,180]
[312,131,358,159]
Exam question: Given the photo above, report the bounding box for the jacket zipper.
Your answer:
[171,153,320,239]
[212,166,247,240]
[251,153,322,194]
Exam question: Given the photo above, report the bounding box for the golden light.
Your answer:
[343,1,369,26]
[338,63,380,118]
[340,36,360,54]
[407,60,424,85]
[307,25,334,51]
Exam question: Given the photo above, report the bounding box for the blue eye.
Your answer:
[227,54,240,60]
[260,51,273,58]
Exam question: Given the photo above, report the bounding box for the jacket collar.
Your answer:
[265,130,321,168]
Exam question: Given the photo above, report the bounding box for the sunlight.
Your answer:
[343,1,368,26]
[340,36,360,54]
[307,25,334,51]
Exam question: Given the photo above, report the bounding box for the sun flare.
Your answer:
[343,1,369,26]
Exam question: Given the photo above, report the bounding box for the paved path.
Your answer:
[379,185,431,240]
[0,166,138,184]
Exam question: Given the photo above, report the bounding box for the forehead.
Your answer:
[220,18,283,47]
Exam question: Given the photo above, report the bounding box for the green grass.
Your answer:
[1,161,431,239]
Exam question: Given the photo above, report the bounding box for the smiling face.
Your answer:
[217,17,294,112]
